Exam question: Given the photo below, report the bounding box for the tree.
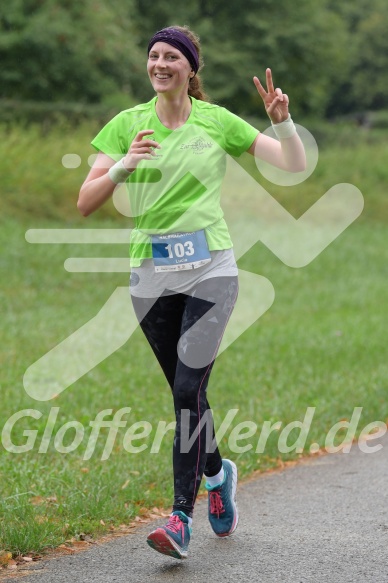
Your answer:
[133,0,349,118]
[1,0,386,118]
[351,9,388,111]
[0,0,141,105]
[325,0,388,115]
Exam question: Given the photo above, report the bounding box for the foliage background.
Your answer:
[1,0,388,122]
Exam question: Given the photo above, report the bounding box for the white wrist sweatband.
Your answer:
[271,114,297,139]
[108,159,134,184]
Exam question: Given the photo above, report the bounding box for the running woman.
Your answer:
[78,25,306,560]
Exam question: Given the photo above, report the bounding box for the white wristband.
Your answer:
[108,159,135,184]
[271,114,296,139]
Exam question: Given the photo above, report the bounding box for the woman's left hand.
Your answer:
[253,68,289,124]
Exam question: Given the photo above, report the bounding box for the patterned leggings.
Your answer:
[131,276,239,518]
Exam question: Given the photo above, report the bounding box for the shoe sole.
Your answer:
[147,528,188,559]
[214,458,239,538]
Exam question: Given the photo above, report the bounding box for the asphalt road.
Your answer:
[7,434,388,583]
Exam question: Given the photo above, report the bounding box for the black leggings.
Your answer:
[131,276,238,518]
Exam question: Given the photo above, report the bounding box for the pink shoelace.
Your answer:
[209,491,225,517]
[166,514,185,534]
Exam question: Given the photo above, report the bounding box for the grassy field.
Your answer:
[0,121,387,556]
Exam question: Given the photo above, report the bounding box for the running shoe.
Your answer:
[146,510,191,559]
[205,458,238,537]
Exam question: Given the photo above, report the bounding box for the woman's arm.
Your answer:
[77,129,160,216]
[247,131,306,173]
[247,68,306,173]
[77,153,118,216]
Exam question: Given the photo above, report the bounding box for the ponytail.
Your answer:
[188,73,210,102]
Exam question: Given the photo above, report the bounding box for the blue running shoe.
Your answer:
[147,510,191,559]
[205,459,238,537]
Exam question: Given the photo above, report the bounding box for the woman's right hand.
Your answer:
[78,129,161,217]
[122,129,160,171]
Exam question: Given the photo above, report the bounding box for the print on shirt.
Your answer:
[179,136,213,154]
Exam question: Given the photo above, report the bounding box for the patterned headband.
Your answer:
[148,28,199,74]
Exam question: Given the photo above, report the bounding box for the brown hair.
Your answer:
[168,24,210,102]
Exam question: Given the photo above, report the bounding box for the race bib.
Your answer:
[151,230,211,272]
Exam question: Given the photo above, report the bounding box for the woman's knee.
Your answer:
[172,375,209,410]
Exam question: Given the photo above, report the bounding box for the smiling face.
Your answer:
[147,42,194,96]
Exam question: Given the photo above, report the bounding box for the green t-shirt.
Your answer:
[91,96,259,266]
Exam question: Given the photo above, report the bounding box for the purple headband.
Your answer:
[147,28,199,74]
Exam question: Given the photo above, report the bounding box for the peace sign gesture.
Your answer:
[253,68,289,124]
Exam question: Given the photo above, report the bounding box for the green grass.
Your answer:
[0,121,387,555]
